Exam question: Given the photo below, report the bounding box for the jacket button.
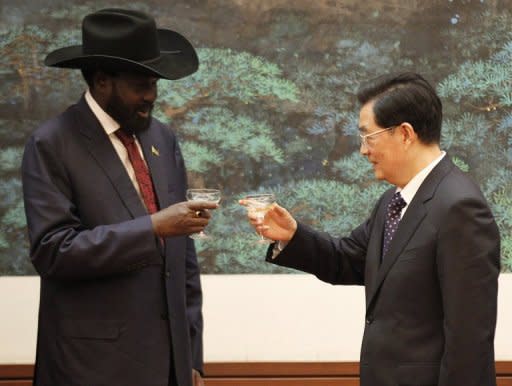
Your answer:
[165,271,171,278]
[366,317,373,325]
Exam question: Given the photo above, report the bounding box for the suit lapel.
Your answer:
[74,97,147,219]
[365,156,455,313]
[364,190,391,305]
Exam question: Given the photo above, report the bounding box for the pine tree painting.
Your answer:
[0,0,510,274]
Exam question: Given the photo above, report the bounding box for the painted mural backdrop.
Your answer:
[1,0,511,275]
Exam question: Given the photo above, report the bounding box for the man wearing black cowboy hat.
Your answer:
[21,8,214,386]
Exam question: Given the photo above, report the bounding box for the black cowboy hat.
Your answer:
[44,8,198,80]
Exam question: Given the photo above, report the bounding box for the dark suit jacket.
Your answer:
[22,96,203,386]
[269,156,500,386]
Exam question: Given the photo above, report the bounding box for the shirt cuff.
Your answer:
[271,240,288,259]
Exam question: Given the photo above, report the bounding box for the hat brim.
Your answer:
[44,29,198,80]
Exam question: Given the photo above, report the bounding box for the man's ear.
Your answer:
[399,122,417,145]
[89,70,114,108]
[93,71,112,91]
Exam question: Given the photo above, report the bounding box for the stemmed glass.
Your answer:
[186,188,221,239]
[243,193,276,244]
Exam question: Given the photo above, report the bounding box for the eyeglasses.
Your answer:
[358,126,397,148]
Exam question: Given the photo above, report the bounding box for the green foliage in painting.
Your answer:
[2,201,26,229]
[181,107,284,169]
[441,113,489,152]
[152,48,299,189]
[193,48,300,104]
[438,37,512,271]
[483,169,512,199]
[0,178,22,213]
[442,11,512,62]
[179,142,222,174]
[0,177,32,275]
[0,1,511,274]
[502,239,512,273]
[156,47,299,111]
[438,60,512,107]
[0,147,23,172]
[491,188,512,239]
[491,187,512,273]
[0,24,85,114]
[451,157,469,173]
[331,152,375,185]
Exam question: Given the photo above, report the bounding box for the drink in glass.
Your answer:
[244,193,276,244]
[186,188,221,239]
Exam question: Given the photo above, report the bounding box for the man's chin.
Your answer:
[374,171,393,185]
[373,169,384,180]
[123,117,151,135]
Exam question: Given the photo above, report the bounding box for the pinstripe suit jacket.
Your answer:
[22,96,203,386]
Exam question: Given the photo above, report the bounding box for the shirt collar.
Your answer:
[84,89,120,136]
[398,151,446,205]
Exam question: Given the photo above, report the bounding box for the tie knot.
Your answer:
[115,129,135,146]
[389,192,406,211]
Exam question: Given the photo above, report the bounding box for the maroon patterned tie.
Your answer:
[115,130,159,214]
[382,191,406,259]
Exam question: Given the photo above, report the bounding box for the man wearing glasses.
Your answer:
[243,72,500,386]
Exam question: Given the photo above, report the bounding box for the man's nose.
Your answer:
[143,85,158,103]
[359,142,369,155]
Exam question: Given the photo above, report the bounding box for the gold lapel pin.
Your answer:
[151,145,160,156]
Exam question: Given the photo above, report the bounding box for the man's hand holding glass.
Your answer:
[239,199,298,243]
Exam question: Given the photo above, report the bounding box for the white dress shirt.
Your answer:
[84,89,147,198]
[397,151,446,218]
